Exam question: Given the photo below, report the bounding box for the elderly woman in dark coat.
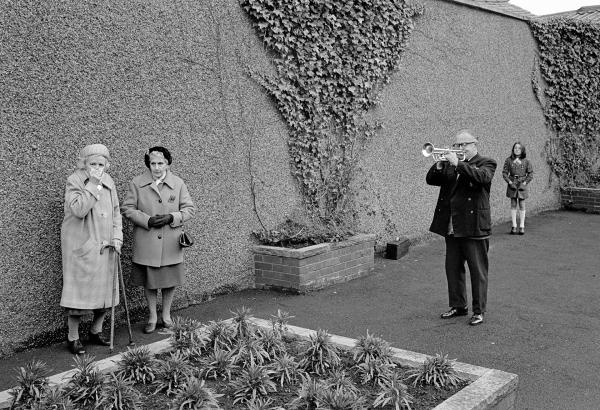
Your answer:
[61,144,123,354]
[121,147,195,333]
[502,141,534,235]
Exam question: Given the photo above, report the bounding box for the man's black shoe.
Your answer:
[469,314,484,326]
[88,332,110,346]
[440,307,468,319]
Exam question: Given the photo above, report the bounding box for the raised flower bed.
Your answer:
[253,233,376,292]
[560,187,600,213]
[0,317,518,409]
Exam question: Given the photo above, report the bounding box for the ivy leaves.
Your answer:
[242,0,422,221]
[530,19,600,188]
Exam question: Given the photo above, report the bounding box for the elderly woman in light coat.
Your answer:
[121,146,195,333]
[61,144,123,355]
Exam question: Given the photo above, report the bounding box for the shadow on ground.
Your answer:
[1,210,599,410]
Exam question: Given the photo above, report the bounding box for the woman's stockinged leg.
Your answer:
[145,288,158,324]
[90,310,107,334]
[67,315,81,342]
[161,287,176,325]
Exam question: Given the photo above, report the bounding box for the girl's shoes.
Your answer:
[519,227,525,235]
[510,227,518,235]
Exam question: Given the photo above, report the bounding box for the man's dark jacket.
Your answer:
[426,154,497,237]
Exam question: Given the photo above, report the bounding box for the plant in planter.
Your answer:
[65,354,106,407]
[152,351,195,396]
[405,352,464,390]
[101,372,142,410]
[116,346,158,384]
[170,377,223,410]
[8,359,51,409]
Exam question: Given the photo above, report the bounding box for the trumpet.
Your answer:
[422,142,466,162]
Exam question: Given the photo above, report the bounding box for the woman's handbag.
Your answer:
[179,229,194,248]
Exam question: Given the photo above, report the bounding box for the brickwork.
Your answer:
[253,234,376,292]
[561,187,600,214]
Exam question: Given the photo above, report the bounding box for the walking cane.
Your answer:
[101,244,135,352]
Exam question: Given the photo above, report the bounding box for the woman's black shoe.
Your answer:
[510,227,517,235]
[88,332,110,346]
[68,339,86,355]
[518,227,525,235]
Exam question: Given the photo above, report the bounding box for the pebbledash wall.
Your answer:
[0,0,559,355]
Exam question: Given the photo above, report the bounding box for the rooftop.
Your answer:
[537,5,600,23]
[444,0,536,21]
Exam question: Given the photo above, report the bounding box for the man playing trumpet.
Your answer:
[425,130,497,326]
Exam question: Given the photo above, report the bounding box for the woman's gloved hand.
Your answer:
[148,214,174,228]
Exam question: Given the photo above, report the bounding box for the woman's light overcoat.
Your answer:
[60,170,123,309]
[121,170,195,268]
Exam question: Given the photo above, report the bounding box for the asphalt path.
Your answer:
[1,210,598,409]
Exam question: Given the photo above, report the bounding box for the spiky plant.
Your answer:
[270,353,304,387]
[169,316,206,351]
[318,387,366,410]
[205,320,236,350]
[353,331,393,365]
[101,372,142,410]
[354,358,395,387]
[116,346,157,384]
[9,359,51,409]
[298,329,341,375]
[170,377,223,410]
[270,309,295,335]
[373,372,414,410]
[200,346,238,381]
[245,396,285,410]
[231,306,255,341]
[256,327,287,360]
[287,374,324,409]
[65,354,106,408]
[405,352,463,389]
[152,351,195,396]
[233,337,270,368]
[32,386,74,410]
[230,363,277,405]
[324,368,359,396]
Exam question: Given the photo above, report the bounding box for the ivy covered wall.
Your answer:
[0,0,559,355]
[530,19,600,188]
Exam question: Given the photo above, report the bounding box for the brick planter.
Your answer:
[253,233,375,292]
[560,187,600,214]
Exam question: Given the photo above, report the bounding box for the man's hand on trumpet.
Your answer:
[444,151,459,166]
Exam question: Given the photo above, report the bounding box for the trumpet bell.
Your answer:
[421,142,466,162]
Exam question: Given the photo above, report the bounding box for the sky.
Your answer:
[509,0,599,15]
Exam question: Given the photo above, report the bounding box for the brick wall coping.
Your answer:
[253,233,376,259]
[0,315,517,409]
[560,187,600,192]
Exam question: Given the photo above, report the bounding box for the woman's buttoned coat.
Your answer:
[60,170,123,309]
[121,170,195,268]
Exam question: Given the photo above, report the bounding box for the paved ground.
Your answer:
[1,210,599,409]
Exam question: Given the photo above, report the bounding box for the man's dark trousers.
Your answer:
[444,236,489,315]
